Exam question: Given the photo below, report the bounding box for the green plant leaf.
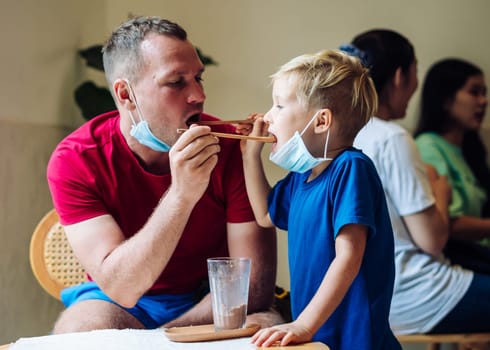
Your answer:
[196,47,218,66]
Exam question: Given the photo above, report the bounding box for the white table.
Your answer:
[2,329,329,350]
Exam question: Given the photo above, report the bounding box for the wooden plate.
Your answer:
[164,323,260,342]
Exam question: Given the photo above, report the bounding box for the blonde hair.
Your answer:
[271,49,378,140]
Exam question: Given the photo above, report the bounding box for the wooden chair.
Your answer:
[397,333,490,350]
[29,209,87,299]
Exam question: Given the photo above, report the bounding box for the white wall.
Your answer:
[0,0,104,343]
[101,0,490,292]
[102,0,490,131]
[1,0,489,347]
[102,0,490,298]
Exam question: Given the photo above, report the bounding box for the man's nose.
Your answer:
[187,83,206,104]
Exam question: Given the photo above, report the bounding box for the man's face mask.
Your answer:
[269,111,331,173]
[125,79,171,152]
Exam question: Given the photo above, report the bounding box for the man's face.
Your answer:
[129,33,206,146]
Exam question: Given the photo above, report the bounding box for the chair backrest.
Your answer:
[29,209,87,300]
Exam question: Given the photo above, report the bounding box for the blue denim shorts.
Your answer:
[61,281,202,328]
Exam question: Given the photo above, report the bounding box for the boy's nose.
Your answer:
[263,111,273,123]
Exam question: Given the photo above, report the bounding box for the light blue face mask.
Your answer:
[269,111,331,173]
[125,80,171,152]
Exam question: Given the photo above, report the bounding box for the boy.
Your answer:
[239,50,401,349]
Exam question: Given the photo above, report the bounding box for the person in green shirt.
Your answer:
[415,58,490,273]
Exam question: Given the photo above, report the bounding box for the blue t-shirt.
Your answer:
[268,148,400,350]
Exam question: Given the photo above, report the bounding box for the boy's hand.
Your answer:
[237,112,268,156]
[250,321,313,347]
[234,112,258,136]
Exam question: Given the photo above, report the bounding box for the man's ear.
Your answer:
[113,79,133,108]
[314,108,332,133]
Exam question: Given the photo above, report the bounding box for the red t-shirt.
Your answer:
[47,111,255,294]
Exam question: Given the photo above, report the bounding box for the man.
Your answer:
[47,16,278,333]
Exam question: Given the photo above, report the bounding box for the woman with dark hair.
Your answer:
[415,59,490,240]
[415,58,490,272]
[345,29,490,337]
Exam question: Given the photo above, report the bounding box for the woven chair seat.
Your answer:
[30,209,87,300]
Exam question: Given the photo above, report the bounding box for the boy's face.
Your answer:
[264,75,311,153]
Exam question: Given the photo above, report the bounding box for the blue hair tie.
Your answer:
[339,44,371,67]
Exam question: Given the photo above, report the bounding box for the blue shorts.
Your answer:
[61,282,205,328]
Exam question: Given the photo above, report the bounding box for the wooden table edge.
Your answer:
[0,340,329,349]
[265,342,330,349]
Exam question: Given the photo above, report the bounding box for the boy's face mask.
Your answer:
[125,79,171,153]
[269,111,331,173]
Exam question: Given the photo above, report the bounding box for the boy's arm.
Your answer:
[242,151,273,227]
[252,224,367,347]
[240,117,274,228]
[295,224,367,335]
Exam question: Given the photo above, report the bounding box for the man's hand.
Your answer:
[169,124,220,202]
[246,308,285,328]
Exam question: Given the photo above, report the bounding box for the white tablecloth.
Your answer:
[10,328,256,350]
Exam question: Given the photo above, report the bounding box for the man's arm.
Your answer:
[163,220,277,328]
[227,221,277,313]
[63,126,221,308]
[64,191,196,308]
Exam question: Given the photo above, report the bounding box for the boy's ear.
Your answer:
[314,108,332,133]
